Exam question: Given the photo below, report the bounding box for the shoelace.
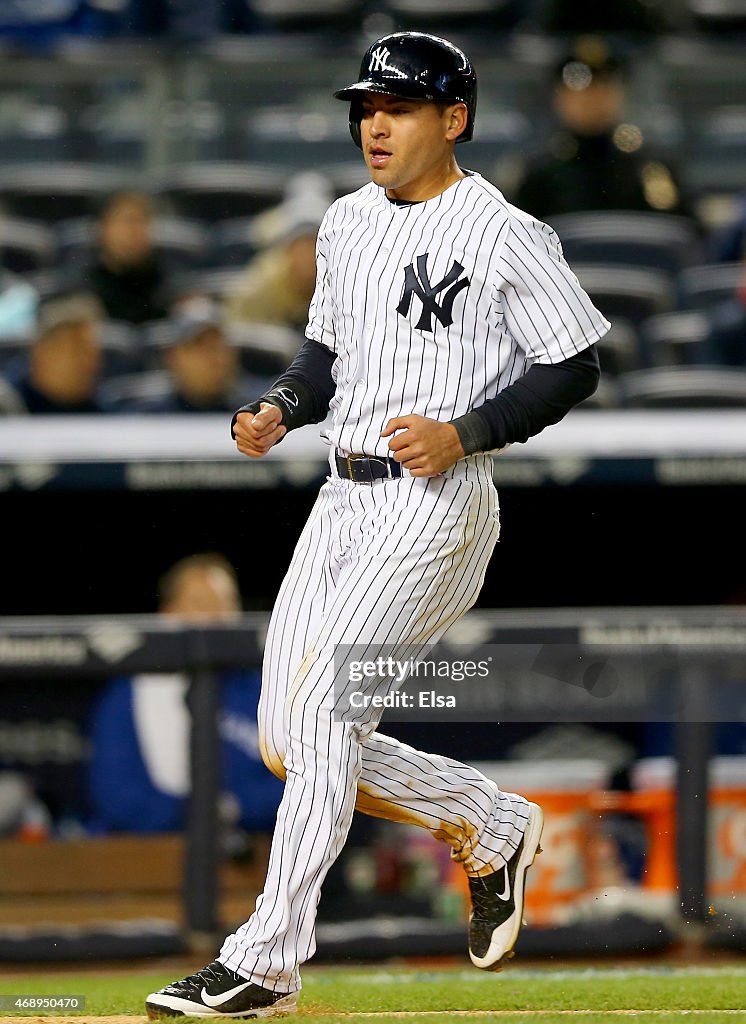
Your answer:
[183,963,239,989]
[469,869,507,914]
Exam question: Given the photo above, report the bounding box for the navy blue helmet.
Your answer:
[334,31,477,148]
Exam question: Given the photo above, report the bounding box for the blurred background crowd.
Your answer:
[0,0,745,415]
[0,0,745,954]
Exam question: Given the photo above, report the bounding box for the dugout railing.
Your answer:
[0,607,744,954]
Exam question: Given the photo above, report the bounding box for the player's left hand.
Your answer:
[382,415,465,477]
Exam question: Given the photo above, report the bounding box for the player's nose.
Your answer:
[368,110,389,136]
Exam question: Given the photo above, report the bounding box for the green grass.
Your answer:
[0,965,743,1022]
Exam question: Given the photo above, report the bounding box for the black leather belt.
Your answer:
[335,450,402,482]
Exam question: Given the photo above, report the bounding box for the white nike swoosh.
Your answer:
[201,981,253,1007]
[496,872,510,901]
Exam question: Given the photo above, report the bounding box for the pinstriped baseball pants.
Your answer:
[219,455,530,992]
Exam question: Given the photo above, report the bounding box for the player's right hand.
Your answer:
[233,403,286,458]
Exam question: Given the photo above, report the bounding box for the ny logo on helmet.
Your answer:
[369,46,407,79]
[397,254,469,332]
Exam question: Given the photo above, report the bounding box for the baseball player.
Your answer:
[147,31,609,1019]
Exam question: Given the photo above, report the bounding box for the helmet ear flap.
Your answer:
[349,101,363,149]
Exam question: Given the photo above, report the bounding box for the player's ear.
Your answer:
[445,102,468,142]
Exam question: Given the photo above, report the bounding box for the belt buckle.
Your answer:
[348,452,374,484]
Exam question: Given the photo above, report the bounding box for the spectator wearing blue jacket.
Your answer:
[88,552,284,834]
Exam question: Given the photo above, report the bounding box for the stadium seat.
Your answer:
[578,374,621,409]
[228,321,303,376]
[209,218,259,268]
[633,103,685,157]
[246,107,354,167]
[0,164,126,223]
[182,266,245,302]
[618,366,746,407]
[322,162,371,199]
[99,369,173,412]
[686,152,746,203]
[0,217,56,273]
[638,311,711,367]
[463,109,535,181]
[99,320,147,378]
[687,0,746,33]
[53,218,94,270]
[548,212,703,277]
[0,334,31,373]
[150,217,210,269]
[690,105,746,163]
[247,0,363,31]
[679,262,743,310]
[572,264,676,326]
[142,318,178,359]
[0,94,70,165]
[593,319,642,377]
[658,37,746,109]
[151,163,288,221]
[25,269,66,301]
[384,0,523,30]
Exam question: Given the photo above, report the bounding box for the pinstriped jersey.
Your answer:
[305,171,610,458]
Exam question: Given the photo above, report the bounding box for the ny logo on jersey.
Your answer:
[397,253,470,332]
[369,46,407,79]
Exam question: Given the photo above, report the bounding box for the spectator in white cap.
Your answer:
[224,173,332,331]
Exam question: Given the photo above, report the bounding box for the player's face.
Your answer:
[359,92,466,201]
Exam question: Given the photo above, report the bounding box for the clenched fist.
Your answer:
[233,403,287,458]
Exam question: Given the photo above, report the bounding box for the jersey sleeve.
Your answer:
[494,214,611,364]
[305,210,337,352]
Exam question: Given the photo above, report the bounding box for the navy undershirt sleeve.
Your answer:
[450,346,601,455]
[232,338,600,456]
[231,338,337,437]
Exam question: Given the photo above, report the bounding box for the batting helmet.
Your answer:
[333,31,477,149]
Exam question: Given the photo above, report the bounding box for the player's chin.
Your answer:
[365,160,395,185]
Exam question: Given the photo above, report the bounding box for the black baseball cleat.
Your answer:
[145,961,298,1019]
[468,801,544,971]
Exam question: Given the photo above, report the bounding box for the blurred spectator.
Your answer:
[121,0,263,39]
[700,263,746,367]
[79,190,173,326]
[708,194,746,264]
[682,197,746,365]
[0,1,263,47]
[1,291,105,414]
[224,175,331,330]
[0,1,122,49]
[0,270,37,339]
[122,304,272,412]
[512,37,690,221]
[0,375,24,414]
[88,552,284,834]
[0,772,51,839]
